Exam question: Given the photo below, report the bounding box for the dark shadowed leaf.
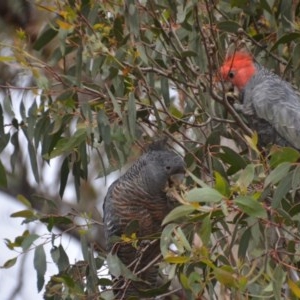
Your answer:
[33,26,58,50]
[51,245,70,272]
[238,227,251,259]
[0,160,7,187]
[139,281,171,297]
[271,33,300,51]
[217,21,241,33]
[216,146,247,175]
[59,156,69,198]
[34,245,47,292]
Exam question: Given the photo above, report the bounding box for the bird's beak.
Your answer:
[170,172,185,185]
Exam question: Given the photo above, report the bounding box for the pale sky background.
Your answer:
[0,193,83,300]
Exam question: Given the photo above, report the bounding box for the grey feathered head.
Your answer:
[139,138,186,193]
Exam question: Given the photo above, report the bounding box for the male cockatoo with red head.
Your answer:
[219,51,300,149]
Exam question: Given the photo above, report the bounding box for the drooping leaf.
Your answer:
[238,227,252,259]
[51,245,70,272]
[0,160,7,188]
[34,245,47,292]
[59,156,69,198]
[198,215,211,246]
[128,92,136,138]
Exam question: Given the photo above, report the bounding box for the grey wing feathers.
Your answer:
[248,68,300,149]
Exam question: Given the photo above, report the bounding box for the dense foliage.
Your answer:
[1,0,300,299]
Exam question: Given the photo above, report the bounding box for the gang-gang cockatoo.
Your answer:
[219,51,300,149]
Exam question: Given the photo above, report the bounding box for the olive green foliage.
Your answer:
[1,0,300,299]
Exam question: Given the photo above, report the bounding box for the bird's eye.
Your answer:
[165,166,171,171]
[228,71,235,79]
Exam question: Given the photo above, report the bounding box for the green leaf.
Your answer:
[10,210,35,219]
[22,127,39,183]
[59,156,69,198]
[271,32,300,51]
[272,172,292,208]
[34,245,47,292]
[176,226,192,251]
[199,215,211,246]
[40,216,73,231]
[214,171,230,197]
[1,257,17,269]
[270,147,300,167]
[288,279,300,298]
[106,253,139,281]
[216,146,247,175]
[128,92,136,138]
[0,132,10,153]
[214,265,238,288]
[51,245,70,272]
[139,281,171,298]
[186,187,224,203]
[236,164,255,190]
[161,223,177,257]
[292,165,300,193]
[162,205,196,225]
[16,194,32,208]
[234,196,267,218]
[161,77,170,107]
[106,85,122,118]
[22,234,39,251]
[264,162,291,187]
[97,110,111,145]
[33,26,58,51]
[238,227,251,259]
[126,0,140,38]
[217,21,241,33]
[45,128,87,159]
[0,160,7,188]
[165,256,190,264]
